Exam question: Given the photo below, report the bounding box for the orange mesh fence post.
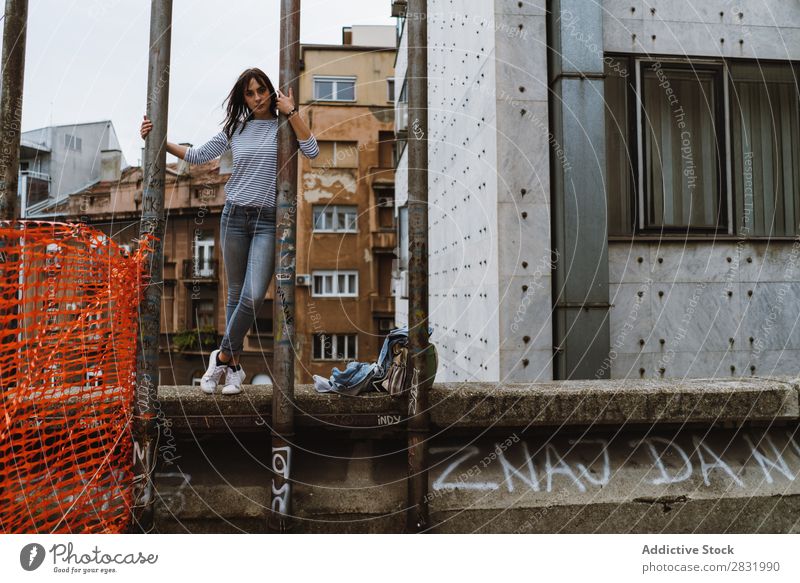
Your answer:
[0,220,155,533]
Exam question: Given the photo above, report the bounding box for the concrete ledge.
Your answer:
[158,376,800,431]
[429,376,800,427]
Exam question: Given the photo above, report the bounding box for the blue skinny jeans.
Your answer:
[219,201,276,358]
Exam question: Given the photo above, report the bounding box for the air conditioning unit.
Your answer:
[391,0,407,18]
[296,274,311,286]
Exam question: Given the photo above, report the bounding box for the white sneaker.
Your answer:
[200,349,228,394]
[221,365,245,395]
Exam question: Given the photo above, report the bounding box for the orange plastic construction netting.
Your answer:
[0,220,154,533]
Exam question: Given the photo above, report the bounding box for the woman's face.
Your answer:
[244,77,270,113]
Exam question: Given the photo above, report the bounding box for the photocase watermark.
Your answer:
[19,541,158,574]
[650,61,698,197]
[722,150,753,299]
[0,95,24,191]
[595,277,653,378]
[424,432,521,504]
[411,117,424,140]
[751,233,800,359]
[190,183,217,301]
[307,300,333,358]
[510,249,560,334]
[561,10,628,77]
[495,86,572,173]
[510,488,571,534]
[146,64,171,110]
[653,281,708,376]
[134,368,181,468]
[19,543,46,571]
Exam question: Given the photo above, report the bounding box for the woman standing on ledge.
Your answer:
[140,67,319,395]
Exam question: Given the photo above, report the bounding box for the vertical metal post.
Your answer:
[132,0,172,533]
[269,0,300,533]
[0,0,28,394]
[406,0,433,533]
[0,0,28,220]
[547,0,610,379]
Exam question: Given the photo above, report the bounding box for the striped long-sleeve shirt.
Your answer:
[184,118,320,207]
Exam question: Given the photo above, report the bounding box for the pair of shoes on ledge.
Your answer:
[200,349,245,395]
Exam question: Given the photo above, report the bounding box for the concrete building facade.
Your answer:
[393,0,800,383]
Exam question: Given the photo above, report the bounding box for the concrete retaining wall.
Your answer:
[152,376,800,533]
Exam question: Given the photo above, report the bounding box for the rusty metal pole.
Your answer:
[0,0,28,394]
[406,0,434,533]
[132,0,172,533]
[269,0,300,533]
[0,0,28,220]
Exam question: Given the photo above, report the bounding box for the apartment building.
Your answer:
[295,25,397,384]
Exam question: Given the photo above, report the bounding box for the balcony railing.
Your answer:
[182,259,218,280]
[19,170,50,182]
[370,230,396,250]
[370,295,394,315]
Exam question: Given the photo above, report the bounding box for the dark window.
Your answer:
[605,57,739,235]
[192,298,215,329]
[604,56,636,235]
[641,63,725,230]
[387,78,395,102]
[250,301,274,336]
[729,62,800,236]
[64,134,82,151]
[378,131,395,168]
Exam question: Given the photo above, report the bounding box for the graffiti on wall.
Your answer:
[429,430,800,495]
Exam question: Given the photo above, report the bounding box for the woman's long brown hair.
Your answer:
[222,68,278,139]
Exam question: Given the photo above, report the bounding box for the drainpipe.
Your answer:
[547,0,611,379]
[133,0,172,532]
[269,0,300,533]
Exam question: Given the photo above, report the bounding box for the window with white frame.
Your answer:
[312,270,358,297]
[313,333,357,360]
[313,205,357,232]
[193,231,215,277]
[313,76,356,102]
[604,55,800,237]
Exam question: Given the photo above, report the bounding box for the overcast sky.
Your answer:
[11,0,394,166]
